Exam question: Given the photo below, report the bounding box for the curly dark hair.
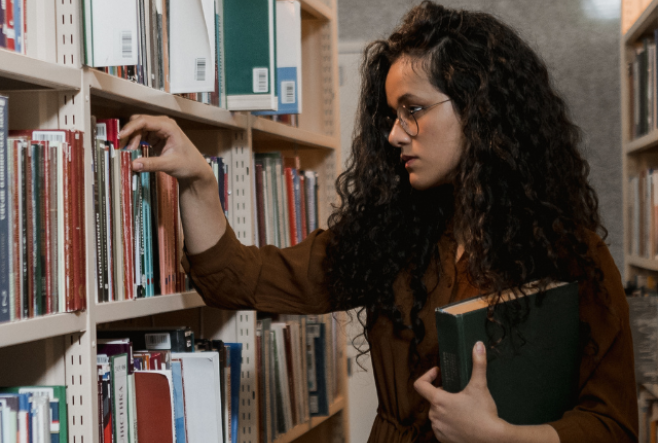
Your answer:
[323,2,607,370]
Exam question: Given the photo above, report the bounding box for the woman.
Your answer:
[119,2,637,442]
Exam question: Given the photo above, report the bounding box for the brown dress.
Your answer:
[182,223,638,442]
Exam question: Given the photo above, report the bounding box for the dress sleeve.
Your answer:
[548,235,638,442]
[181,222,344,314]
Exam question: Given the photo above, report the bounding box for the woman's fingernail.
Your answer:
[133,162,143,171]
[476,341,485,354]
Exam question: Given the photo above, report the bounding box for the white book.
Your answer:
[169,0,217,93]
[271,323,293,431]
[171,352,223,443]
[86,0,139,67]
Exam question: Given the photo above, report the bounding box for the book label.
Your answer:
[253,68,269,93]
[145,333,172,350]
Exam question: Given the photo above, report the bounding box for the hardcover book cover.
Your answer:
[435,280,581,425]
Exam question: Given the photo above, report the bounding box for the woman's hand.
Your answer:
[414,342,505,443]
[119,114,225,254]
[118,114,212,185]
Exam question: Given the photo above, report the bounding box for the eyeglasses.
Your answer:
[381,98,451,138]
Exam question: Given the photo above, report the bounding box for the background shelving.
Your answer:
[0,0,348,442]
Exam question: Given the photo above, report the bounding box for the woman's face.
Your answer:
[385,57,464,190]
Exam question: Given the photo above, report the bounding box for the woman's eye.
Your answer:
[408,106,423,114]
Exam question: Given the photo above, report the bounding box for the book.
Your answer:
[168,0,216,93]
[110,354,130,443]
[97,327,195,352]
[224,343,243,443]
[223,0,278,111]
[306,321,329,417]
[170,352,224,443]
[0,385,68,443]
[435,280,581,425]
[253,0,302,116]
[0,96,8,323]
[134,371,175,443]
[83,0,139,67]
[170,360,187,443]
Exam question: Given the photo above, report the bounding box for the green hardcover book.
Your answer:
[0,385,68,443]
[110,354,130,443]
[223,0,278,111]
[435,280,580,425]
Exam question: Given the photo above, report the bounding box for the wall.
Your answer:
[337,0,622,441]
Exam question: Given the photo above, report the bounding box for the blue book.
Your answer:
[50,400,59,443]
[224,343,242,443]
[140,158,153,297]
[0,96,8,323]
[171,361,187,443]
[14,0,22,54]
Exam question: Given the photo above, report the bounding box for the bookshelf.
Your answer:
[0,1,348,443]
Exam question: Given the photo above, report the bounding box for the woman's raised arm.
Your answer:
[118,114,226,255]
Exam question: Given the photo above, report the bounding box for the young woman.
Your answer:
[118,2,637,442]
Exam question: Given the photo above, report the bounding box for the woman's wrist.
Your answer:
[494,421,560,443]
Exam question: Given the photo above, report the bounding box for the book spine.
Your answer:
[284,168,297,246]
[0,97,8,323]
[49,145,58,313]
[63,142,71,311]
[11,140,21,320]
[93,141,105,303]
[434,309,468,393]
[120,152,134,300]
[43,141,52,315]
[254,162,266,247]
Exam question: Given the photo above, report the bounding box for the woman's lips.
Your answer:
[401,155,417,167]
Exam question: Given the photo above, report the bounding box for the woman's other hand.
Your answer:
[414,342,504,443]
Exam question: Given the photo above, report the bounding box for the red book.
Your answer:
[134,372,175,443]
[299,174,307,241]
[284,167,297,246]
[5,0,14,51]
[121,151,135,300]
[62,143,71,311]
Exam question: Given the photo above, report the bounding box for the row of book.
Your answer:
[256,314,339,443]
[0,0,26,54]
[0,96,87,324]
[0,385,68,443]
[630,32,658,139]
[95,326,243,443]
[253,153,319,248]
[626,169,658,260]
[82,0,302,114]
[91,117,189,303]
[639,386,658,443]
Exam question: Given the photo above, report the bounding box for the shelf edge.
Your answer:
[0,311,87,347]
[94,291,206,324]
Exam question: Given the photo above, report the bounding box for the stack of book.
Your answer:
[256,313,339,442]
[0,95,87,324]
[626,169,658,260]
[0,385,68,443]
[629,31,658,139]
[95,326,243,443]
[91,117,188,303]
[253,153,319,248]
[0,0,27,54]
[81,0,303,117]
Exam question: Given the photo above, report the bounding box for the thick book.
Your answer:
[83,0,139,67]
[435,280,581,425]
[223,0,277,111]
[253,0,302,116]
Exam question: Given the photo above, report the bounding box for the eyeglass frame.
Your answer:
[381,98,452,138]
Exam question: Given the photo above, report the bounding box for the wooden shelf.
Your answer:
[94,291,205,324]
[85,68,248,131]
[271,396,346,443]
[627,255,658,271]
[0,312,87,348]
[300,0,333,21]
[625,130,658,154]
[250,115,339,150]
[0,50,81,91]
[624,0,658,44]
